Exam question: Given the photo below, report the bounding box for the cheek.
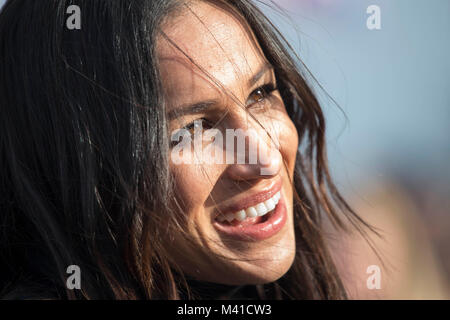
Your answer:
[278,116,299,168]
[261,111,299,171]
[169,163,221,218]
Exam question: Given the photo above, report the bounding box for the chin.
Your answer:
[207,240,297,286]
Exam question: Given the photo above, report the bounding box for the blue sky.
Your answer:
[263,0,450,189]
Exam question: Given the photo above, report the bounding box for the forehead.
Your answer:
[157,1,267,102]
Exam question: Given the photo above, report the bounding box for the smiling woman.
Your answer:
[0,0,373,299]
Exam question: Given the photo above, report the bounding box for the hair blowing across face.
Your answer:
[0,0,374,299]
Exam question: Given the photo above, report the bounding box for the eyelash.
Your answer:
[183,82,278,132]
[247,83,278,106]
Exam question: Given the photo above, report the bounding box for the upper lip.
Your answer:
[214,178,282,218]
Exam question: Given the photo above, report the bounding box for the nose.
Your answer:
[225,128,282,181]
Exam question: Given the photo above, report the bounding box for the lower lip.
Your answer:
[213,196,287,241]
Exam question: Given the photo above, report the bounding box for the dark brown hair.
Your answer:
[0,0,374,299]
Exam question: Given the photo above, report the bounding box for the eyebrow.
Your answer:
[248,63,273,88]
[168,100,217,119]
[168,63,274,119]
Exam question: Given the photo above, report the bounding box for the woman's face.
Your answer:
[157,1,299,285]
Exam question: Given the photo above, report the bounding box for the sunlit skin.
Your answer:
[157,1,299,285]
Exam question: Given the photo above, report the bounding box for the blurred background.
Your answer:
[0,0,448,299]
[262,0,450,299]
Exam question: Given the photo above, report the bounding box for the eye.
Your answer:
[184,118,213,135]
[247,83,278,107]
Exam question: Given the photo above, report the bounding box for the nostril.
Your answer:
[259,148,282,177]
[226,163,263,181]
[260,163,280,176]
[225,133,283,180]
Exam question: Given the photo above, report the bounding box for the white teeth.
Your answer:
[246,207,258,218]
[216,190,282,223]
[235,210,246,221]
[255,203,268,216]
[264,198,275,212]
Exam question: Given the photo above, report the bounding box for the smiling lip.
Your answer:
[213,196,287,241]
[212,178,286,241]
[214,178,282,218]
